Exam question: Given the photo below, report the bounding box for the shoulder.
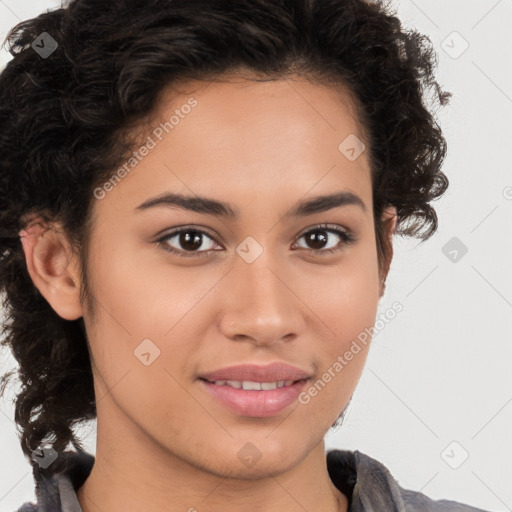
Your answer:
[13,503,37,512]
[327,449,492,512]
[12,450,95,512]
[400,487,493,512]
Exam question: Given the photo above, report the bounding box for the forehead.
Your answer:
[150,74,367,148]
[92,75,372,220]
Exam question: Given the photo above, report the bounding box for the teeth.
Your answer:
[212,379,295,390]
[242,380,262,390]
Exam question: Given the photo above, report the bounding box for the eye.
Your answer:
[293,223,356,255]
[157,227,221,258]
[156,223,356,258]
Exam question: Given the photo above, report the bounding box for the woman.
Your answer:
[0,0,492,510]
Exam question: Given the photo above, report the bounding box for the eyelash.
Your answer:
[155,223,356,259]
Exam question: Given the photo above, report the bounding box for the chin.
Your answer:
[185,439,306,480]
[220,455,297,480]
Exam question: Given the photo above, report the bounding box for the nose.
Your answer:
[218,246,305,347]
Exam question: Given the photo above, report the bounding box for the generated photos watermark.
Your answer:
[298,301,403,405]
[93,97,198,200]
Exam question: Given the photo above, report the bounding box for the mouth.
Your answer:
[199,378,304,390]
[197,362,312,417]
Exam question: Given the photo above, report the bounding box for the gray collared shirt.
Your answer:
[15,449,493,512]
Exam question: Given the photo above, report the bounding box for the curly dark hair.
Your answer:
[0,0,450,476]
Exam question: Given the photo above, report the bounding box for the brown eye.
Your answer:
[158,228,220,257]
[294,224,355,255]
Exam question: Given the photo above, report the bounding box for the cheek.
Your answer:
[85,233,198,337]
[297,255,379,424]
[307,240,381,347]
[300,242,380,417]
[81,249,201,432]
[82,236,209,395]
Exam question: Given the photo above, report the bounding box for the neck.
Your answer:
[77,397,348,512]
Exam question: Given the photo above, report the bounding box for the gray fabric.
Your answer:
[347,451,490,512]
[57,479,82,512]
[14,449,492,512]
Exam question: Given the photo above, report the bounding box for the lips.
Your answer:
[197,362,311,417]
[198,362,311,383]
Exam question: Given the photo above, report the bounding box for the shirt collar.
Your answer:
[327,449,407,512]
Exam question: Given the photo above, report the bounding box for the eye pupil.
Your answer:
[180,231,203,251]
[306,230,328,250]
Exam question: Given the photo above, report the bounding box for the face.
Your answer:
[75,75,393,478]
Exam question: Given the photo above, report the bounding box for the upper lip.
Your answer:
[199,362,311,383]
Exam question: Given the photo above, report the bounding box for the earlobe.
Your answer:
[379,206,398,298]
[19,219,84,321]
[384,206,398,240]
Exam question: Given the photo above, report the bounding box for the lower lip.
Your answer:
[199,379,309,417]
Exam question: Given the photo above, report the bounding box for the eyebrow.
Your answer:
[135,190,367,218]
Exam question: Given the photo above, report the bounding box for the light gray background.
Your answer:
[0,0,511,511]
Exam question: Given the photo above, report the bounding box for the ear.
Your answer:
[378,206,397,298]
[19,218,84,320]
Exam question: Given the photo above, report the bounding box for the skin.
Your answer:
[20,74,396,512]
